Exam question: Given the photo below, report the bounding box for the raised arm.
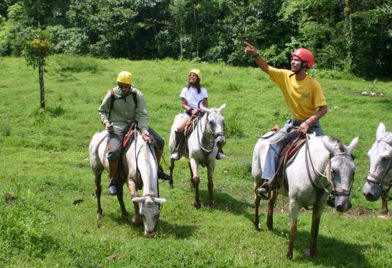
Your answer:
[244,42,270,73]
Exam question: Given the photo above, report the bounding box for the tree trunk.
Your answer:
[39,58,45,109]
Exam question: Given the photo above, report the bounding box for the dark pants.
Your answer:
[107,127,164,160]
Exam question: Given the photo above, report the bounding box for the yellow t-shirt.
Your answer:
[268,66,327,121]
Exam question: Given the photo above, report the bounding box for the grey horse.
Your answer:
[89,130,166,236]
[169,104,226,208]
[252,133,358,259]
[362,122,392,216]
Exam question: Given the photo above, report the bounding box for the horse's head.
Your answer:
[200,104,226,147]
[322,136,359,212]
[362,123,392,202]
[132,195,166,236]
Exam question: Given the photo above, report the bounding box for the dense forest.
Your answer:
[0,0,391,78]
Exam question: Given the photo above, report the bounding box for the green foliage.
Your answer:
[0,0,391,78]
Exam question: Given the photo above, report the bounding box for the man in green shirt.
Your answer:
[98,71,170,195]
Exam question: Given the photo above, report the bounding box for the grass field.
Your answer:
[0,55,391,267]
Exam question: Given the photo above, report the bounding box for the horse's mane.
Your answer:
[320,136,346,153]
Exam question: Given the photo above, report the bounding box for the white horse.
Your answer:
[252,133,358,259]
[362,122,392,216]
[89,129,166,236]
[169,104,226,208]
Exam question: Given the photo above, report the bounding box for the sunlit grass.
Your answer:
[0,56,391,267]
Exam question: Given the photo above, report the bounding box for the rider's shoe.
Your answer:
[326,196,335,207]
[256,179,274,199]
[158,166,171,181]
[216,151,226,159]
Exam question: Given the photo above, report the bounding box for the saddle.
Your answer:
[263,126,307,191]
[184,115,201,137]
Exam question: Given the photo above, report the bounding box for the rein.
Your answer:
[304,135,353,198]
[196,112,223,154]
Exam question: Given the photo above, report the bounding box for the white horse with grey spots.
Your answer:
[169,104,226,208]
[89,130,166,236]
[252,133,358,259]
[362,122,392,216]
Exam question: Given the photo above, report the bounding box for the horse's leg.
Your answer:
[254,194,261,231]
[116,181,128,218]
[306,203,323,258]
[287,200,300,260]
[95,173,103,220]
[206,162,215,207]
[169,158,175,189]
[381,195,389,216]
[189,159,201,209]
[267,190,277,231]
[188,161,195,189]
[127,179,142,226]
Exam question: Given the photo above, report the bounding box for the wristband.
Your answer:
[304,121,311,126]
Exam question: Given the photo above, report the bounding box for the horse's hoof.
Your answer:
[253,222,261,231]
[97,213,103,221]
[303,248,316,258]
[169,183,174,189]
[194,202,201,209]
[286,251,293,260]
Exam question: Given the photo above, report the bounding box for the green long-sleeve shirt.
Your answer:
[98,86,149,132]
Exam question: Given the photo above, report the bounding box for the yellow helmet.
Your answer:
[117,71,133,85]
[189,69,201,80]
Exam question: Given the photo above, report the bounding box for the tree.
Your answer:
[24,30,51,109]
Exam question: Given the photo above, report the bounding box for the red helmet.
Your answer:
[292,48,315,69]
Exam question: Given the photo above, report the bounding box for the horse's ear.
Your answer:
[346,136,359,155]
[376,122,386,140]
[218,103,226,113]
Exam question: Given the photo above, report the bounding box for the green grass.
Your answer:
[0,56,391,267]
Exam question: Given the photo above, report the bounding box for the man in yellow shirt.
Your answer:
[245,42,328,196]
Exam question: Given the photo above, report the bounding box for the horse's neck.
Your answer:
[133,136,158,196]
[195,114,214,145]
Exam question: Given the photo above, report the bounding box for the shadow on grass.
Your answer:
[264,227,371,267]
[198,189,254,218]
[106,211,198,239]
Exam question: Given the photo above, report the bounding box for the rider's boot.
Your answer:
[216,148,226,160]
[256,177,276,199]
[170,131,184,160]
[108,159,119,195]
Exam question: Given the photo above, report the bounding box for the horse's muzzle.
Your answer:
[215,135,225,147]
[362,181,381,201]
[335,196,352,212]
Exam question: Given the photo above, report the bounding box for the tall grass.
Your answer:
[0,56,391,267]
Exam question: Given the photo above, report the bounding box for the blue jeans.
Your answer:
[262,119,324,180]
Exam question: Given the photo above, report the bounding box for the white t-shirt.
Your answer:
[180,86,208,109]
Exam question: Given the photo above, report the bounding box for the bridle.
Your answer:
[366,138,392,194]
[196,111,224,153]
[304,136,354,199]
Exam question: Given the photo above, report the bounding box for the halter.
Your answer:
[196,111,224,154]
[304,136,354,199]
[366,138,392,194]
